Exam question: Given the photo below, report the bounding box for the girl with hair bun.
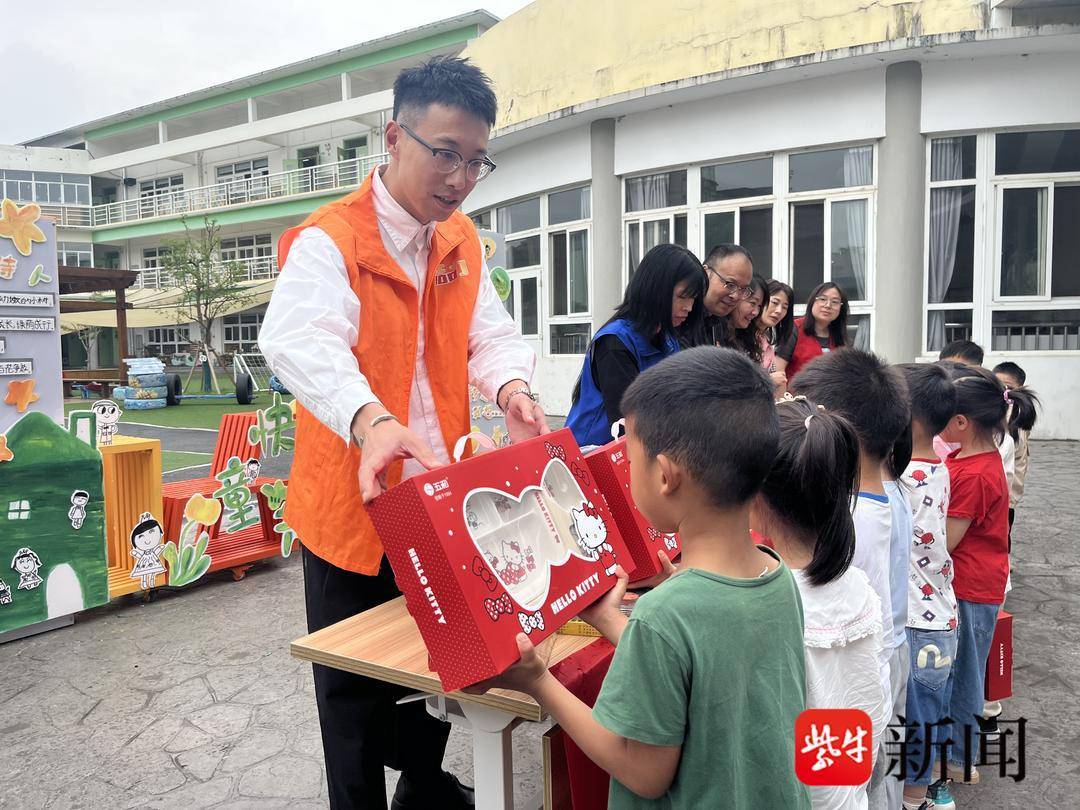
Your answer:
[750,394,889,809]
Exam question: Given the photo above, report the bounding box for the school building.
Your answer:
[5,1,1080,437]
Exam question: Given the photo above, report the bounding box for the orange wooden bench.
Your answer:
[161,412,285,581]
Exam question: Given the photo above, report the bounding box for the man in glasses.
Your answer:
[702,243,755,346]
[261,56,547,809]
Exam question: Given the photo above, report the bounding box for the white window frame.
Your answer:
[139,174,184,198]
[223,312,264,353]
[215,157,270,184]
[144,326,191,356]
[479,186,594,357]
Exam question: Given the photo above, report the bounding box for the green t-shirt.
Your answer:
[592,548,810,810]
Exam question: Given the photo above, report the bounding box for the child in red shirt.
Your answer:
[938,362,1038,783]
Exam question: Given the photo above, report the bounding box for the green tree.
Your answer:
[161,217,255,393]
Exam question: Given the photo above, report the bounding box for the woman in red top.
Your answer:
[784,282,849,380]
[937,363,1038,778]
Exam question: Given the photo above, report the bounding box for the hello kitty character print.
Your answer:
[571,501,616,576]
[903,457,958,631]
[496,538,536,585]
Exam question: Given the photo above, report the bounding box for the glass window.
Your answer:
[496,197,541,233]
[625,171,686,211]
[1000,187,1047,296]
[550,230,589,316]
[791,201,824,302]
[627,222,640,278]
[471,210,492,230]
[991,309,1080,350]
[550,323,591,355]
[548,187,590,224]
[740,206,773,278]
[703,212,734,255]
[830,199,868,301]
[569,230,588,314]
[550,232,567,317]
[848,314,871,351]
[1052,185,1080,298]
[520,277,539,336]
[996,129,1080,175]
[927,309,973,353]
[701,157,773,202]
[507,235,540,269]
[931,136,977,182]
[929,187,976,304]
[790,145,873,192]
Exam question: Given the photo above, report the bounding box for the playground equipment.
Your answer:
[232,351,288,404]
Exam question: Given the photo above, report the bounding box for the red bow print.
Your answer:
[484,593,513,621]
[472,556,498,591]
[571,461,590,487]
[545,443,566,461]
[518,610,545,634]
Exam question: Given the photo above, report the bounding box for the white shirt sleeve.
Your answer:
[467,238,537,404]
[258,227,380,444]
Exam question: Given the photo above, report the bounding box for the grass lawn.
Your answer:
[64,391,292,431]
[162,450,212,472]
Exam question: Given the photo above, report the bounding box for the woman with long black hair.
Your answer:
[566,243,706,447]
[786,281,850,381]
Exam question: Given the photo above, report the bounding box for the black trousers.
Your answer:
[303,546,451,809]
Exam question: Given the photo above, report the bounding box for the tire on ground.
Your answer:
[165,373,182,406]
[235,373,254,405]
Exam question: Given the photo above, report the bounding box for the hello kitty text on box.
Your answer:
[584,437,680,581]
[367,428,631,692]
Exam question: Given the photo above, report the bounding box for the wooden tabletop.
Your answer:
[290,596,598,722]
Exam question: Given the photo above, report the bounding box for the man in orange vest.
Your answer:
[260,56,548,809]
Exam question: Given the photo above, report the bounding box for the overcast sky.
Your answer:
[0,0,531,144]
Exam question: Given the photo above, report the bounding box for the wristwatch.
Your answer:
[501,385,538,413]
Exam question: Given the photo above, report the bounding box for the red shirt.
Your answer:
[946,450,1010,604]
[786,318,837,380]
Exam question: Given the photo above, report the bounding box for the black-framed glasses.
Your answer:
[398,123,497,182]
[705,265,754,300]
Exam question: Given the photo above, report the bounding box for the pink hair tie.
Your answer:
[1004,389,1012,404]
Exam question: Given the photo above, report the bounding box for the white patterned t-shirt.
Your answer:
[903,458,958,630]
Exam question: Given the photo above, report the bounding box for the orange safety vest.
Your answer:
[276,170,483,575]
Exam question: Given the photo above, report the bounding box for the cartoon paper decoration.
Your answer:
[0,413,109,634]
[481,236,497,261]
[4,379,39,413]
[27,264,49,287]
[212,456,259,533]
[128,512,166,590]
[0,255,15,280]
[66,410,97,449]
[161,496,214,587]
[68,490,89,529]
[0,435,12,462]
[490,266,511,302]
[90,400,122,446]
[11,546,43,590]
[0,578,10,604]
[260,479,297,557]
[243,458,261,485]
[247,392,294,457]
[0,200,47,256]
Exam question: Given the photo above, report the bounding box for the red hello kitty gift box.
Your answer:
[583,433,680,582]
[367,428,631,692]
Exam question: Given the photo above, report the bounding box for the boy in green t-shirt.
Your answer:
[478,347,810,808]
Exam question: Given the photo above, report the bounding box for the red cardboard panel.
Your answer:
[984,609,1013,701]
[367,429,631,692]
[584,437,680,582]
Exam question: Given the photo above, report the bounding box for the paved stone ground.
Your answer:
[1,441,1074,808]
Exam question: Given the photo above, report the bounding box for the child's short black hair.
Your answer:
[939,339,984,366]
[393,56,497,127]
[622,346,778,509]
[788,349,910,462]
[992,361,1027,386]
[897,363,957,436]
[71,490,89,500]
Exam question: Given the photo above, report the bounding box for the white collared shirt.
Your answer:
[259,167,535,479]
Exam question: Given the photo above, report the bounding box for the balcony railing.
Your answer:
[133,253,279,289]
[93,153,387,227]
[38,204,94,229]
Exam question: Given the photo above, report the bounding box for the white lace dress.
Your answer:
[794,566,890,810]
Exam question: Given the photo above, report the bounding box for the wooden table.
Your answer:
[291,596,598,808]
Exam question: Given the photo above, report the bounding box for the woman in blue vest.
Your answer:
[567,243,707,447]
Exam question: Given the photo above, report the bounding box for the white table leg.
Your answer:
[425,697,518,810]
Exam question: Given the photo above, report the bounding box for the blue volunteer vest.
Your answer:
[566,318,680,447]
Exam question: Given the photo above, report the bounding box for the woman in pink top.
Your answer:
[756,280,795,394]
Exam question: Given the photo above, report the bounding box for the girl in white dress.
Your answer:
[750,395,891,810]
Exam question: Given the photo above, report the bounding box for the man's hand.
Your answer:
[498,379,550,443]
[352,404,440,503]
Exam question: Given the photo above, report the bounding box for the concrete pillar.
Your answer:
[589,119,621,332]
[874,61,924,363]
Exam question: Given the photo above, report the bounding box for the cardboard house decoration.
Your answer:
[0,413,109,634]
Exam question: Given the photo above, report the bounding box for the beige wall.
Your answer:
[464,0,985,130]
